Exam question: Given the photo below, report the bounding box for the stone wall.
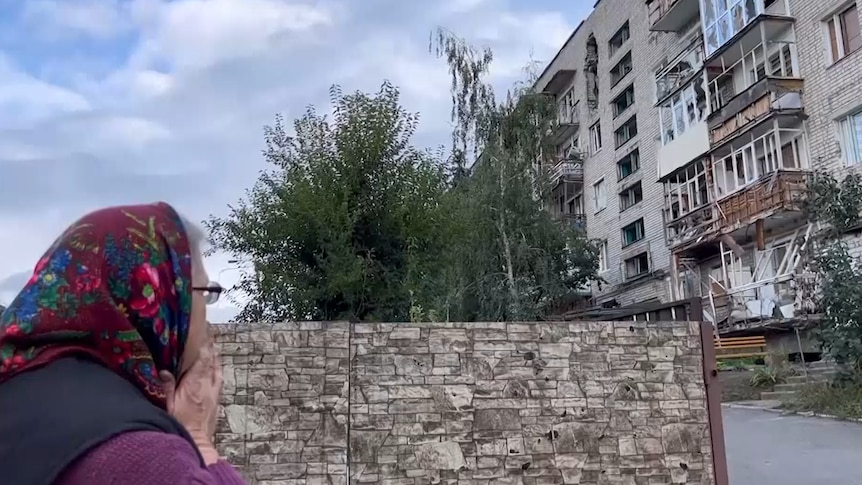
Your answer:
[215,321,715,485]
[216,322,350,485]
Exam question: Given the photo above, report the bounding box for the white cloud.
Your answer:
[130,0,335,72]
[20,0,133,40]
[0,54,91,127]
[0,0,589,319]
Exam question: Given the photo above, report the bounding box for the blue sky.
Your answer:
[0,0,592,320]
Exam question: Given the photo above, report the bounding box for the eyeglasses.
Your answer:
[192,282,223,305]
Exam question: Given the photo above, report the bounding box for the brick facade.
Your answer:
[215,321,715,485]
[533,0,714,308]
[792,0,862,175]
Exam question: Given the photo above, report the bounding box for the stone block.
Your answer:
[414,441,467,471]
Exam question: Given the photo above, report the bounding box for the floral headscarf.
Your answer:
[0,202,193,407]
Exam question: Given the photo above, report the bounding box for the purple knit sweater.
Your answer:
[55,431,247,485]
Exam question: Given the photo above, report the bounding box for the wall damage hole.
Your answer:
[628,325,634,332]
[521,462,531,470]
[547,429,559,441]
[524,351,535,361]
[680,463,689,470]
[509,449,519,454]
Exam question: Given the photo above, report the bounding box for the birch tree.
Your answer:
[431,30,600,321]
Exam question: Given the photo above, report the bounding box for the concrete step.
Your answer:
[797,361,837,370]
[773,382,810,392]
[799,370,837,381]
[786,375,830,384]
[760,390,797,400]
[772,381,823,392]
[792,366,838,376]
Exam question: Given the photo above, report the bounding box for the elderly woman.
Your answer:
[0,203,247,485]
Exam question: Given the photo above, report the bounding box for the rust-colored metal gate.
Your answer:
[691,298,730,485]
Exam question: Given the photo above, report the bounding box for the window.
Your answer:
[712,130,807,198]
[621,219,645,247]
[701,0,763,56]
[568,195,584,215]
[708,74,736,113]
[748,45,794,84]
[827,3,862,64]
[558,134,580,159]
[590,122,603,153]
[839,109,862,165]
[664,160,709,224]
[615,116,638,148]
[558,88,577,125]
[598,240,609,273]
[768,45,793,77]
[617,149,640,180]
[655,42,705,101]
[660,81,705,145]
[612,84,635,118]
[610,52,633,87]
[620,182,643,211]
[609,21,631,57]
[624,252,650,279]
[593,178,607,212]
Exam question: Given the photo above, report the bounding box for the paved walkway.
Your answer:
[724,406,862,484]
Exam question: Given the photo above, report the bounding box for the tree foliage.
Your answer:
[208,33,600,323]
[805,172,862,370]
[428,29,600,321]
[206,83,449,322]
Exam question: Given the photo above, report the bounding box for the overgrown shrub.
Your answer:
[787,382,862,419]
[749,352,796,388]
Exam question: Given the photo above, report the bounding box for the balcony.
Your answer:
[705,34,803,145]
[655,41,705,103]
[662,159,719,250]
[666,171,808,253]
[553,96,580,145]
[656,78,711,179]
[711,122,808,201]
[551,159,584,186]
[648,0,701,33]
[717,170,808,235]
[709,77,803,146]
[541,69,576,95]
[561,213,587,232]
[702,0,793,60]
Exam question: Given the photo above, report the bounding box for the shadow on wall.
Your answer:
[214,321,715,485]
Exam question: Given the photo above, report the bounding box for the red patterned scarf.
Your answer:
[0,202,194,407]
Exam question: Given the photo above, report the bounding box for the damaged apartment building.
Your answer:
[537,0,862,344]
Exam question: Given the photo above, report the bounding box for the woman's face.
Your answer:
[181,249,211,375]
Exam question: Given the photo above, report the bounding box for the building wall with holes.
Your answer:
[214,320,714,484]
[534,0,721,308]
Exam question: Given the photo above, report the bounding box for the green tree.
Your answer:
[206,83,449,322]
[430,30,600,321]
[804,171,862,370]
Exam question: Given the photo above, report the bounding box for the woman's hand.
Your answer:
[159,341,223,465]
